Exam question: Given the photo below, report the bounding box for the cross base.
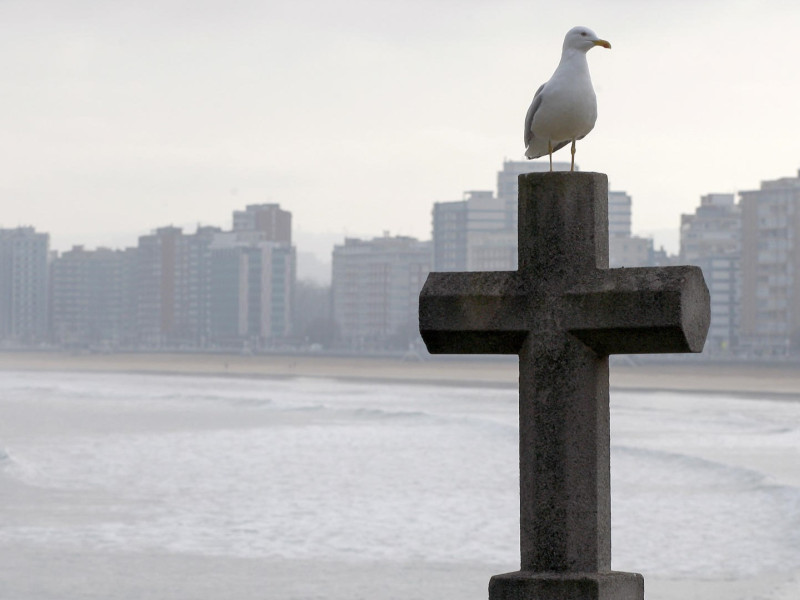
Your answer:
[489,570,644,600]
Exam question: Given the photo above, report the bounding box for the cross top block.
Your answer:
[418,172,710,600]
[420,172,709,357]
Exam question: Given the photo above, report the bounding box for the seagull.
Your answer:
[524,26,611,172]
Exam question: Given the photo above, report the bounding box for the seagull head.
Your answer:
[563,26,611,53]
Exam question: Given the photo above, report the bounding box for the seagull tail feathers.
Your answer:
[525,137,548,160]
[526,138,570,160]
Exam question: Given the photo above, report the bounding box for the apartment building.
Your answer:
[740,172,800,355]
[332,235,431,350]
[680,193,741,353]
[0,227,49,343]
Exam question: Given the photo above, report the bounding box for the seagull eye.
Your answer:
[580,32,587,36]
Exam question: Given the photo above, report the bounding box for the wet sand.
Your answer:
[1,351,799,397]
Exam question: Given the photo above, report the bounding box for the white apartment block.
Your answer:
[332,235,431,350]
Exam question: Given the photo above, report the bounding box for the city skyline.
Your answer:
[2,2,800,259]
[7,167,800,356]
[4,205,298,350]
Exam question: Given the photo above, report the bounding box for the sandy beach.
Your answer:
[1,350,799,397]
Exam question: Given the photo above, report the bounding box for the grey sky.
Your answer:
[2,1,798,254]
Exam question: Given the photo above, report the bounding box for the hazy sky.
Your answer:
[2,1,799,255]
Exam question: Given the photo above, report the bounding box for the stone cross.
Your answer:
[419,172,709,600]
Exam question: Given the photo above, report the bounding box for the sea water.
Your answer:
[0,370,799,599]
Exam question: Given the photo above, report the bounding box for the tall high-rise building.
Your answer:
[233,203,292,244]
[208,244,248,343]
[208,232,295,347]
[208,203,295,348]
[740,171,800,355]
[432,190,513,272]
[0,227,49,343]
[134,226,222,348]
[608,191,632,238]
[680,193,741,353]
[51,246,137,348]
[51,246,91,346]
[180,226,220,347]
[135,226,184,347]
[332,235,431,350]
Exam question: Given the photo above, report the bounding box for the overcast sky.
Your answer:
[2,0,799,256]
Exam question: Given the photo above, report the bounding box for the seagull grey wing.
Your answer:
[524,83,546,148]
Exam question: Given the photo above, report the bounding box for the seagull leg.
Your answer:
[548,140,553,172]
[570,139,576,172]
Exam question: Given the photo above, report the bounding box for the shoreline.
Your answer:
[1,351,799,398]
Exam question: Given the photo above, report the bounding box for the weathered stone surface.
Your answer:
[418,172,710,600]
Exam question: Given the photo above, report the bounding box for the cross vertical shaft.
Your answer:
[516,174,611,574]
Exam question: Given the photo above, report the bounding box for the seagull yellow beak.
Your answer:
[594,39,611,49]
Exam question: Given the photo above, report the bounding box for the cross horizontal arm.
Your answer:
[419,271,527,354]
[565,265,710,355]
